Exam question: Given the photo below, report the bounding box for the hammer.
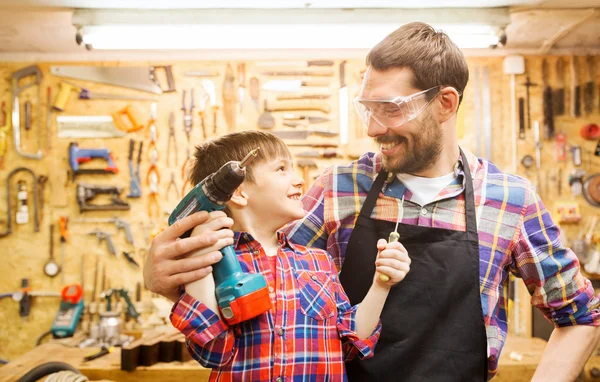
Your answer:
[297,159,318,194]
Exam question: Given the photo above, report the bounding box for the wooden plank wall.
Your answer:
[0,56,598,360]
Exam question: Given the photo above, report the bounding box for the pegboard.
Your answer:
[0,55,598,360]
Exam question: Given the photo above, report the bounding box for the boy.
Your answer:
[170,131,411,381]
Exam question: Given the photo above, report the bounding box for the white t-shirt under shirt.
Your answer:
[396,171,457,206]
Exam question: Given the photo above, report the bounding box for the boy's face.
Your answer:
[243,156,305,226]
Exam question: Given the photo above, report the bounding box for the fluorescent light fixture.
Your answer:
[81,24,500,50]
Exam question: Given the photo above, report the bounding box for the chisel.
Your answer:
[554,58,566,116]
[261,71,334,77]
[256,60,334,67]
[584,56,594,115]
[571,56,581,118]
[542,59,555,140]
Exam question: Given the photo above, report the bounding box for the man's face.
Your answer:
[359,67,443,175]
[242,156,306,228]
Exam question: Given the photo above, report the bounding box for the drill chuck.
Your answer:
[203,162,246,204]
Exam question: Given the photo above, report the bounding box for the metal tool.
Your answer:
[542,59,555,140]
[256,60,334,67]
[257,101,275,130]
[250,77,260,112]
[380,195,405,282]
[184,70,219,77]
[263,80,330,92]
[584,56,595,116]
[0,102,7,168]
[12,65,43,159]
[169,148,272,324]
[181,89,195,141]
[76,183,130,213]
[533,120,542,169]
[127,139,142,198]
[265,101,331,113]
[46,87,52,152]
[271,129,338,140]
[571,56,581,118]
[572,144,582,166]
[59,217,68,284]
[50,65,175,95]
[201,80,218,134]
[0,167,39,238]
[69,142,118,181]
[297,159,318,194]
[24,101,32,132]
[339,61,349,145]
[45,224,61,278]
[147,150,161,218]
[167,112,177,166]
[53,81,156,111]
[554,58,566,116]
[522,76,537,131]
[518,97,525,139]
[238,63,246,113]
[555,132,567,161]
[37,175,48,221]
[261,70,334,77]
[72,217,135,247]
[166,172,179,201]
[89,230,117,256]
[223,64,237,132]
[16,180,29,225]
[122,251,140,268]
[277,93,331,101]
[0,279,60,318]
[282,114,330,123]
[56,115,126,138]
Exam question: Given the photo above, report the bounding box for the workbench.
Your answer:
[0,336,598,381]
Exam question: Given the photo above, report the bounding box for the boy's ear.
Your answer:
[230,187,249,207]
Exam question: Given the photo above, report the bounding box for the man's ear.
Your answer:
[437,87,460,123]
[230,187,249,207]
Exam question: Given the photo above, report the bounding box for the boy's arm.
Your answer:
[334,273,383,361]
[170,274,236,368]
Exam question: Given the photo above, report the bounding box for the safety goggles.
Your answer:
[353,86,442,129]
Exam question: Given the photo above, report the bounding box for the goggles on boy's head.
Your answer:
[353,86,443,129]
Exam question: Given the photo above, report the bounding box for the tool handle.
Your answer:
[379,232,400,282]
[162,65,176,92]
[104,235,116,256]
[136,141,143,166]
[50,224,55,259]
[238,63,246,85]
[59,216,68,242]
[339,61,347,88]
[308,60,335,67]
[24,101,31,130]
[128,139,135,161]
[213,244,244,284]
[113,105,145,133]
[122,223,135,246]
[53,82,80,112]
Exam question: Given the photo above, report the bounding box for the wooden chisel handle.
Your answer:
[265,103,331,113]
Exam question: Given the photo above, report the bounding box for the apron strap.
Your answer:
[359,171,389,219]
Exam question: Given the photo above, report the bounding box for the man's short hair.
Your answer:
[366,22,469,105]
[190,130,291,185]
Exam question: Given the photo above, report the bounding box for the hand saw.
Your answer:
[50,66,175,95]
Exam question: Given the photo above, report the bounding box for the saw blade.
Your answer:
[57,116,125,138]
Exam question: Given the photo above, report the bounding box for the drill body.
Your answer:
[169,152,272,324]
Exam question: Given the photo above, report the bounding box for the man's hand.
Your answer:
[374,238,411,288]
[144,211,234,302]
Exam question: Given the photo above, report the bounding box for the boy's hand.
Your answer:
[374,238,411,288]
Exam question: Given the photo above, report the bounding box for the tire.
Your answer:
[17,361,80,382]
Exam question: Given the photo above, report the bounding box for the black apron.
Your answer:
[339,150,488,381]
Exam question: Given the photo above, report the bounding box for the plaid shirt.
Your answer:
[171,231,381,382]
[284,148,600,379]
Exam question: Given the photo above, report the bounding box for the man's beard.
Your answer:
[376,108,443,174]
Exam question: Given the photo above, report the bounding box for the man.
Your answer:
[145,22,600,381]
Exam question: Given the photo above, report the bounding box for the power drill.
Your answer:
[69,142,118,181]
[169,148,272,325]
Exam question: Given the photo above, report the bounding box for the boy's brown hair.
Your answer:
[190,130,291,185]
[366,22,469,105]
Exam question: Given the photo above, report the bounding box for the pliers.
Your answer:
[167,112,178,167]
[166,172,179,201]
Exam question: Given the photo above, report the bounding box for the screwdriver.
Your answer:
[379,195,404,282]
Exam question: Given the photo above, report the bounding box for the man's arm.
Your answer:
[144,211,234,302]
[532,325,600,381]
[511,186,600,378]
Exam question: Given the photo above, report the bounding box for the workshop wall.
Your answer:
[0,56,598,360]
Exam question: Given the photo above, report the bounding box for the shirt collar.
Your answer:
[234,230,297,251]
